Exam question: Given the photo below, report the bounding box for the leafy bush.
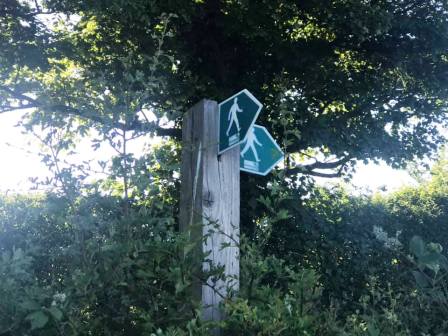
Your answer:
[0,193,207,335]
[3,190,448,335]
[4,158,448,334]
[222,241,325,335]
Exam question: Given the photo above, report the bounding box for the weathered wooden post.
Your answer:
[179,99,240,323]
[179,90,281,327]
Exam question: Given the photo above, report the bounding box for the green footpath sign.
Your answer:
[218,89,262,154]
[240,125,284,176]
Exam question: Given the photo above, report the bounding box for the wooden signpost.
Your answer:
[179,99,240,323]
[179,92,283,327]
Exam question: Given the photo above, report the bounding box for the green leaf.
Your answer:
[439,255,448,271]
[410,236,425,257]
[184,242,197,256]
[48,306,63,321]
[412,271,430,288]
[136,269,152,279]
[175,280,190,294]
[26,311,49,330]
[276,209,291,220]
[367,322,380,336]
[19,300,41,311]
[419,252,441,266]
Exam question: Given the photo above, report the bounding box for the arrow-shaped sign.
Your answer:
[218,89,262,154]
[240,125,284,176]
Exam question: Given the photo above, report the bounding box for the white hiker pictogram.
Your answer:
[226,97,243,136]
[241,127,262,162]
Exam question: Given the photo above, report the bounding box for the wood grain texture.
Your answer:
[179,99,240,324]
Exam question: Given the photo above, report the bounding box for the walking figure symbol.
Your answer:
[241,128,262,162]
[226,97,243,136]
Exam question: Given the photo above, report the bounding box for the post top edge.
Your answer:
[188,99,218,112]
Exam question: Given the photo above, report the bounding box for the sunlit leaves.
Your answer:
[286,15,336,42]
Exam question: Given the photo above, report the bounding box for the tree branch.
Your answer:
[47,104,182,138]
[303,156,351,170]
[286,156,351,178]
[296,170,342,178]
[0,85,38,104]
[0,104,35,113]
[0,86,182,138]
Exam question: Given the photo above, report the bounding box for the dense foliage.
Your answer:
[2,0,448,335]
[3,0,448,249]
[2,0,448,177]
[1,155,448,335]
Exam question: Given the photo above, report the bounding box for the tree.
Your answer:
[1,0,448,180]
[5,3,448,333]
